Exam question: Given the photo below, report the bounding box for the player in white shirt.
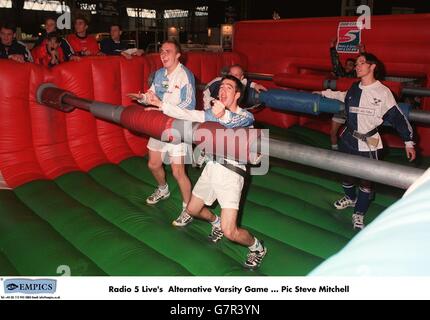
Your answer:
[145,75,267,270]
[318,53,416,230]
[128,40,196,227]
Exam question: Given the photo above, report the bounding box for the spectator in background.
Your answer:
[33,16,74,61]
[330,37,365,78]
[66,15,100,57]
[0,21,32,62]
[100,24,144,59]
[329,38,366,150]
[203,64,267,110]
[32,32,64,67]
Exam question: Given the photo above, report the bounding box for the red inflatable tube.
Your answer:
[194,122,261,162]
[120,106,175,141]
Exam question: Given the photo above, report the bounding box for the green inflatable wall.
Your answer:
[1,126,424,276]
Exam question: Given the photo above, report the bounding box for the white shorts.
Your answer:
[147,137,188,158]
[192,161,244,210]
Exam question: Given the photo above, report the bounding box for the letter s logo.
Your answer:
[344,31,357,42]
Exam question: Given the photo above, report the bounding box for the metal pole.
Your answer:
[402,87,430,97]
[246,72,274,81]
[244,84,430,124]
[267,138,424,190]
[251,89,430,124]
[37,84,425,190]
[407,110,430,123]
[246,72,430,97]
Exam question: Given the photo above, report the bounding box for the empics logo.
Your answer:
[6,283,19,291]
[4,279,57,294]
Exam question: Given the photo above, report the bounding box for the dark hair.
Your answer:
[346,58,355,64]
[359,52,385,80]
[46,31,60,42]
[162,39,182,55]
[44,16,57,24]
[74,14,89,26]
[221,74,244,103]
[229,64,245,73]
[1,21,17,33]
[110,24,122,30]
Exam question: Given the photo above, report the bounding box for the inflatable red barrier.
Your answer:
[0,52,247,188]
[273,74,326,91]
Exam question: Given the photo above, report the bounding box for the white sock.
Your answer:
[159,184,168,191]
[248,237,263,252]
[182,202,187,209]
[211,215,221,227]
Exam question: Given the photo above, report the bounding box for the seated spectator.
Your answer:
[100,24,144,59]
[66,15,100,56]
[203,64,267,110]
[32,32,64,67]
[33,16,74,61]
[0,21,32,62]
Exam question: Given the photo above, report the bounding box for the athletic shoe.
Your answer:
[244,243,267,270]
[208,224,224,243]
[334,196,356,210]
[146,186,170,204]
[172,209,194,227]
[352,213,365,230]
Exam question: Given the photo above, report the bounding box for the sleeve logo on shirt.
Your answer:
[371,98,382,106]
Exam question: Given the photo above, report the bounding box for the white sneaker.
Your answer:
[208,224,224,243]
[334,196,356,210]
[172,209,194,227]
[352,213,365,230]
[146,186,170,204]
[244,243,267,270]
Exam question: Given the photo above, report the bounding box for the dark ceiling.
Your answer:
[107,0,430,19]
[116,0,212,10]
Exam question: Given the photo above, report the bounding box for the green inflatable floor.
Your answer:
[1,126,423,276]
